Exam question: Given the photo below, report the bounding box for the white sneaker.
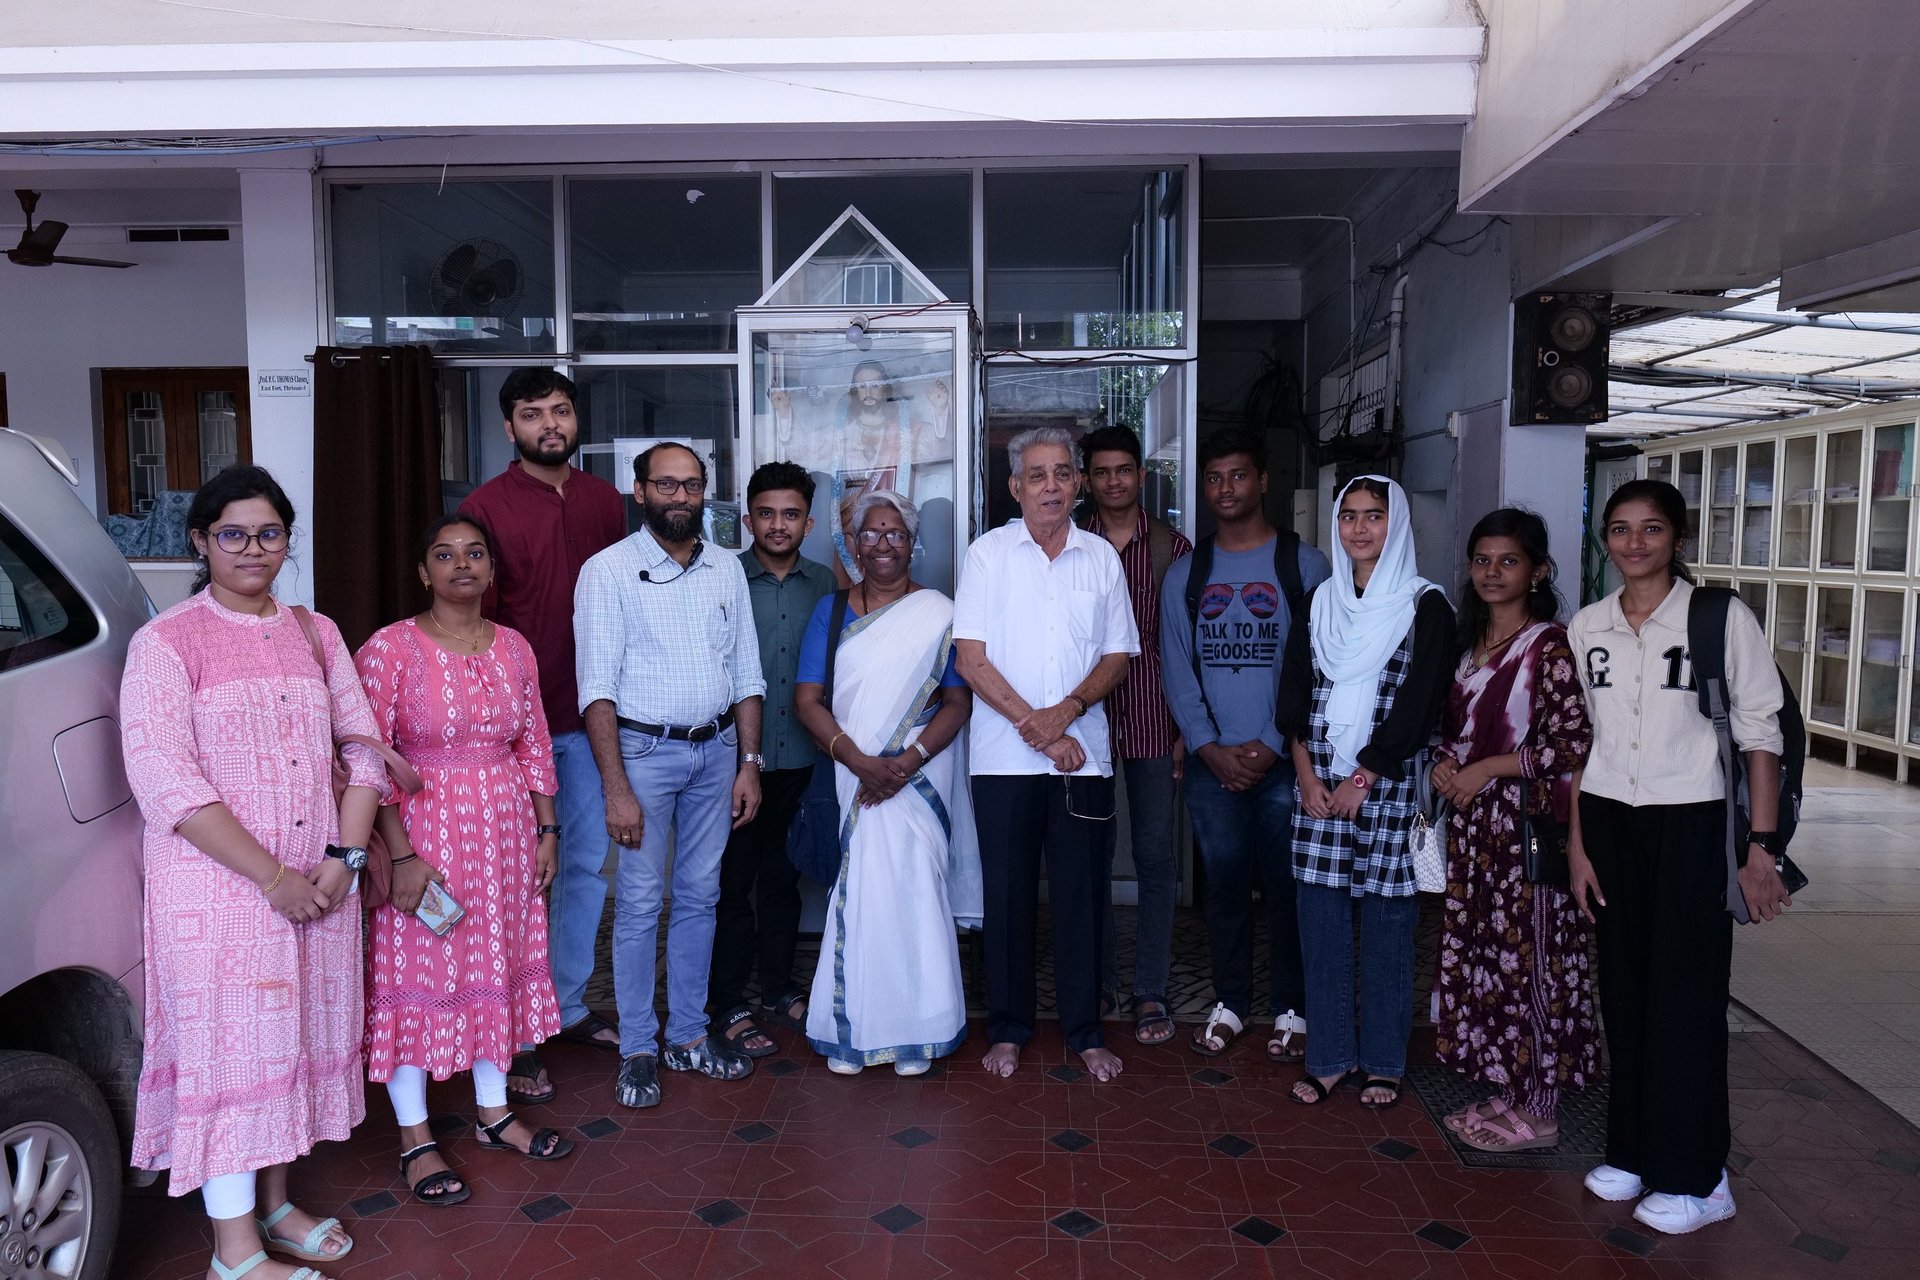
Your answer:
[1632,1172,1736,1235]
[1583,1164,1646,1202]
[894,1059,930,1077]
[827,1058,863,1075]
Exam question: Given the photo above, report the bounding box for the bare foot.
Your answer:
[981,1041,1021,1078]
[1077,1046,1124,1082]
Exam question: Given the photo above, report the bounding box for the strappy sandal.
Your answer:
[1457,1098,1561,1152]
[758,989,809,1031]
[557,1011,621,1050]
[1266,1010,1307,1062]
[1358,1076,1402,1110]
[398,1141,471,1206]
[475,1111,575,1160]
[507,1049,557,1106]
[212,1249,318,1280]
[1189,1002,1244,1057]
[719,1007,780,1059]
[1444,1098,1503,1133]
[1133,998,1175,1046]
[255,1203,353,1263]
[1288,1070,1354,1106]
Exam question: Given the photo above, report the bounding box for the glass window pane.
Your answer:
[986,168,1185,350]
[1706,445,1737,564]
[1810,585,1852,727]
[1821,430,1863,570]
[1676,450,1703,564]
[1774,582,1808,705]
[330,181,556,351]
[196,391,241,483]
[1780,435,1817,568]
[751,332,959,592]
[1738,441,1773,567]
[1867,422,1913,572]
[569,177,760,352]
[775,173,971,306]
[571,367,738,544]
[984,363,1182,532]
[0,511,98,671]
[1859,589,1903,739]
[124,390,168,516]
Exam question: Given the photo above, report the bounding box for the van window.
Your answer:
[0,513,99,672]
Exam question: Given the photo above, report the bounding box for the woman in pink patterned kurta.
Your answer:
[354,513,569,1206]
[120,466,382,1280]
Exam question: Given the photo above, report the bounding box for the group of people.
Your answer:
[118,370,1791,1280]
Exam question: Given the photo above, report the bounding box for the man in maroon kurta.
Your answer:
[460,369,627,1096]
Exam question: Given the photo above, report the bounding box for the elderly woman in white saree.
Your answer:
[794,490,980,1075]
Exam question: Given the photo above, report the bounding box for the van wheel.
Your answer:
[0,1051,122,1280]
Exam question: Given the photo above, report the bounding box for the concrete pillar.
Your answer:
[1501,423,1589,611]
[239,165,322,606]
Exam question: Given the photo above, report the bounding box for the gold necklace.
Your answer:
[1473,622,1525,669]
[425,610,488,649]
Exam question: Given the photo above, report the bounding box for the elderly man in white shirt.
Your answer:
[576,441,768,1111]
[954,426,1139,1083]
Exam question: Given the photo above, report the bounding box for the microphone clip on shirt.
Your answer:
[638,539,704,585]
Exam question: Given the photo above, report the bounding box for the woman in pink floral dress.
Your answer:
[354,513,571,1207]
[121,466,381,1280]
[1431,508,1599,1153]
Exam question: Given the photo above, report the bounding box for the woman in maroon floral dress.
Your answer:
[1431,508,1599,1152]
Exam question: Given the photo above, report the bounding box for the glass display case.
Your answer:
[1811,585,1853,729]
[1737,579,1769,635]
[1857,588,1906,741]
[1866,422,1914,573]
[1677,449,1704,547]
[1739,439,1775,567]
[1779,434,1817,569]
[1706,445,1738,564]
[1821,429,1863,570]
[1773,581,1809,704]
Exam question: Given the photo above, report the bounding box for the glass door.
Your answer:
[1867,422,1914,573]
[1811,585,1854,729]
[1677,449,1704,563]
[1774,582,1809,704]
[1858,588,1905,741]
[1821,429,1864,570]
[1779,434,1817,568]
[1706,445,1738,565]
[1739,439,1775,568]
[1912,591,1920,747]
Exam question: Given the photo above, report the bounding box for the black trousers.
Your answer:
[709,765,813,1017]
[972,773,1116,1054]
[1579,792,1733,1198]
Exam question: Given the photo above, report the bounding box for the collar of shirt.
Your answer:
[501,458,584,498]
[1008,515,1103,562]
[738,546,832,588]
[635,524,715,573]
[1597,578,1692,637]
[1083,505,1145,546]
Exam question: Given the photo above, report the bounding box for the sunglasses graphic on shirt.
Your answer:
[1197,581,1280,621]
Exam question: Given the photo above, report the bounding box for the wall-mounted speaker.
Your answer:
[1511,291,1611,424]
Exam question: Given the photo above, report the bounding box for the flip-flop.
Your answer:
[1457,1098,1561,1152]
[1133,999,1175,1046]
[507,1048,557,1106]
[557,1011,621,1050]
[1189,1003,1244,1057]
[1358,1076,1402,1110]
[719,1008,780,1059]
[1288,1070,1355,1106]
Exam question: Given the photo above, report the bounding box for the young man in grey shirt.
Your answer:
[1159,427,1330,1063]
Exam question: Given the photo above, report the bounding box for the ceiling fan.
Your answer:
[7,189,135,269]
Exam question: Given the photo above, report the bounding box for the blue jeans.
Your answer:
[547,729,612,1030]
[1295,882,1419,1079]
[1101,754,1181,1005]
[611,726,738,1057]
[1183,758,1304,1020]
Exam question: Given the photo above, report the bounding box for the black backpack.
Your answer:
[1180,529,1305,732]
[1686,586,1809,921]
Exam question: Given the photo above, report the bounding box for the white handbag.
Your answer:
[1408,746,1448,893]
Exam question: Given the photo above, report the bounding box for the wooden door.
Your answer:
[100,367,252,516]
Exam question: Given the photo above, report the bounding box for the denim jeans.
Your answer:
[1101,754,1181,1005]
[547,729,613,1030]
[1295,882,1419,1079]
[611,726,738,1056]
[1183,758,1304,1020]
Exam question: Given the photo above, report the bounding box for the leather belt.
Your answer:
[617,711,734,742]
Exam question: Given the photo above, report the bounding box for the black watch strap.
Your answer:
[536,824,562,836]
[1747,830,1782,858]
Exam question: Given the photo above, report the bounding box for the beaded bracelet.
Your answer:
[262,863,286,895]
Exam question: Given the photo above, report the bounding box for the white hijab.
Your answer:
[1309,474,1436,777]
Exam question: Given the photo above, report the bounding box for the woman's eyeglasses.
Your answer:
[857,529,911,547]
[210,527,289,554]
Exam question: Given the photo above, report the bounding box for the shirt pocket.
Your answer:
[1064,588,1101,646]
[703,602,734,652]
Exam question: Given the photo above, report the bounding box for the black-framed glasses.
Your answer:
[856,529,911,547]
[211,527,290,554]
[647,477,706,496]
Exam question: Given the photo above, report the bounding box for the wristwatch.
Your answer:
[536,824,562,837]
[739,752,765,768]
[1349,772,1372,791]
[1748,829,1783,872]
[324,844,369,872]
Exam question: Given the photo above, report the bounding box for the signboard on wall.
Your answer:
[255,368,312,399]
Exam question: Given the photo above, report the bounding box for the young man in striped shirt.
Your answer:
[1079,424,1192,1047]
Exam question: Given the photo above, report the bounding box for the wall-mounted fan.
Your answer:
[6,190,135,269]
[430,238,522,315]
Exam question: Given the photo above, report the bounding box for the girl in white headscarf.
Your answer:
[1279,475,1454,1110]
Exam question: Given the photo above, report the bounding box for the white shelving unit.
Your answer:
[1640,404,1920,780]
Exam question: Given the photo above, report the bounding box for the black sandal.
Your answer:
[557,1011,620,1051]
[1289,1071,1354,1107]
[475,1111,574,1161]
[506,1049,556,1106]
[400,1141,471,1206]
[758,989,808,1031]
[719,1008,779,1059]
[1132,999,1175,1046]
[1358,1077,1402,1110]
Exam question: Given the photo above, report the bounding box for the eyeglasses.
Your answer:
[210,527,290,554]
[857,529,911,547]
[646,477,706,497]
[1063,776,1116,822]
